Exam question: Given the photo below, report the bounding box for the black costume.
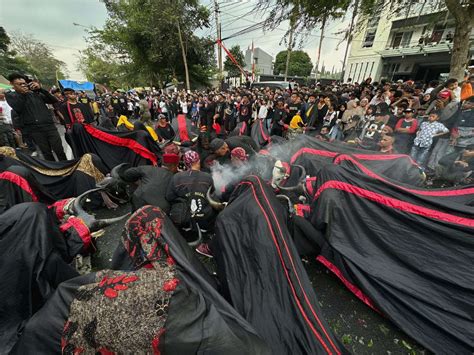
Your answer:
[213,176,344,354]
[13,206,269,354]
[5,88,66,161]
[166,170,215,230]
[121,165,174,213]
[0,202,95,353]
[310,164,474,352]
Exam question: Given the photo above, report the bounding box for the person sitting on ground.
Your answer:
[166,150,215,231]
[410,111,449,169]
[437,144,474,184]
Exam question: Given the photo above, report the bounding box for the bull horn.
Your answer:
[72,187,103,216]
[158,139,172,149]
[206,186,227,211]
[110,163,131,180]
[275,164,307,193]
[173,141,182,146]
[276,194,295,214]
[187,222,203,247]
[94,213,131,229]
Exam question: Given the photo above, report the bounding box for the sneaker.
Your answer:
[195,243,213,258]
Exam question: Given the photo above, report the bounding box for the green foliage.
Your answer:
[0,27,36,81]
[8,32,67,87]
[80,0,215,88]
[274,50,313,77]
[257,0,350,37]
[224,45,245,77]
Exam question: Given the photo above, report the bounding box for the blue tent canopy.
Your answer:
[58,80,95,92]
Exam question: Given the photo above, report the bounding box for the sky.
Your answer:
[0,0,348,81]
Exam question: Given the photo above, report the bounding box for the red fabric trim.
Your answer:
[83,124,157,165]
[295,204,311,217]
[314,180,474,227]
[60,217,92,252]
[240,178,341,354]
[291,147,418,167]
[48,198,73,221]
[177,114,190,142]
[251,177,340,355]
[239,122,247,136]
[290,148,337,164]
[0,171,38,202]
[316,255,381,313]
[306,177,317,196]
[334,155,474,197]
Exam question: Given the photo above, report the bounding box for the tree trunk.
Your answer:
[177,21,190,91]
[445,0,473,81]
[448,16,472,81]
[315,15,327,80]
[284,24,294,81]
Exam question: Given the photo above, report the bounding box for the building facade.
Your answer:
[244,47,273,76]
[345,2,474,83]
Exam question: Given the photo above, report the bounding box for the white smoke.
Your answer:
[210,138,300,197]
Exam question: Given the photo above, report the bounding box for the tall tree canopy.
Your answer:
[8,32,67,87]
[274,50,313,77]
[0,28,64,87]
[224,45,246,77]
[80,0,216,89]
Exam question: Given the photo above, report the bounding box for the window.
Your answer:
[401,31,413,47]
[391,33,403,48]
[363,30,376,48]
[361,6,381,48]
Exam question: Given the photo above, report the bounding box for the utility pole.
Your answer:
[177,21,190,91]
[314,14,327,81]
[284,17,295,82]
[214,0,223,75]
[340,0,359,82]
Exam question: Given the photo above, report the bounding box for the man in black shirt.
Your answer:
[58,88,95,129]
[120,153,179,213]
[5,73,66,161]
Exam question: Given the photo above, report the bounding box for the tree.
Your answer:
[360,0,473,81]
[0,27,36,80]
[84,0,215,89]
[274,50,313,77]
[9,32,67,87]
[256,0,349,41]
[224,45,246,77]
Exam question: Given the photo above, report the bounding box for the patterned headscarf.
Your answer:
[231,147,247,162]
[183,150,200,169]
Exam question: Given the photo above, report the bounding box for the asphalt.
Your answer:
[93,203,426,354]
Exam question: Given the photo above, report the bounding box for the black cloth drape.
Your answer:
[68,123,160,171]
[213,175,345,355]
[13,206,269,354]
[0,151,106,200]
[0,203,79,353]
[310,164,474,352]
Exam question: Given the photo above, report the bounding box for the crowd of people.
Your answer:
[1,69,474,353]
[2,72,473,184]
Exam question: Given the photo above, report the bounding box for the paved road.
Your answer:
[93,204,425,354]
